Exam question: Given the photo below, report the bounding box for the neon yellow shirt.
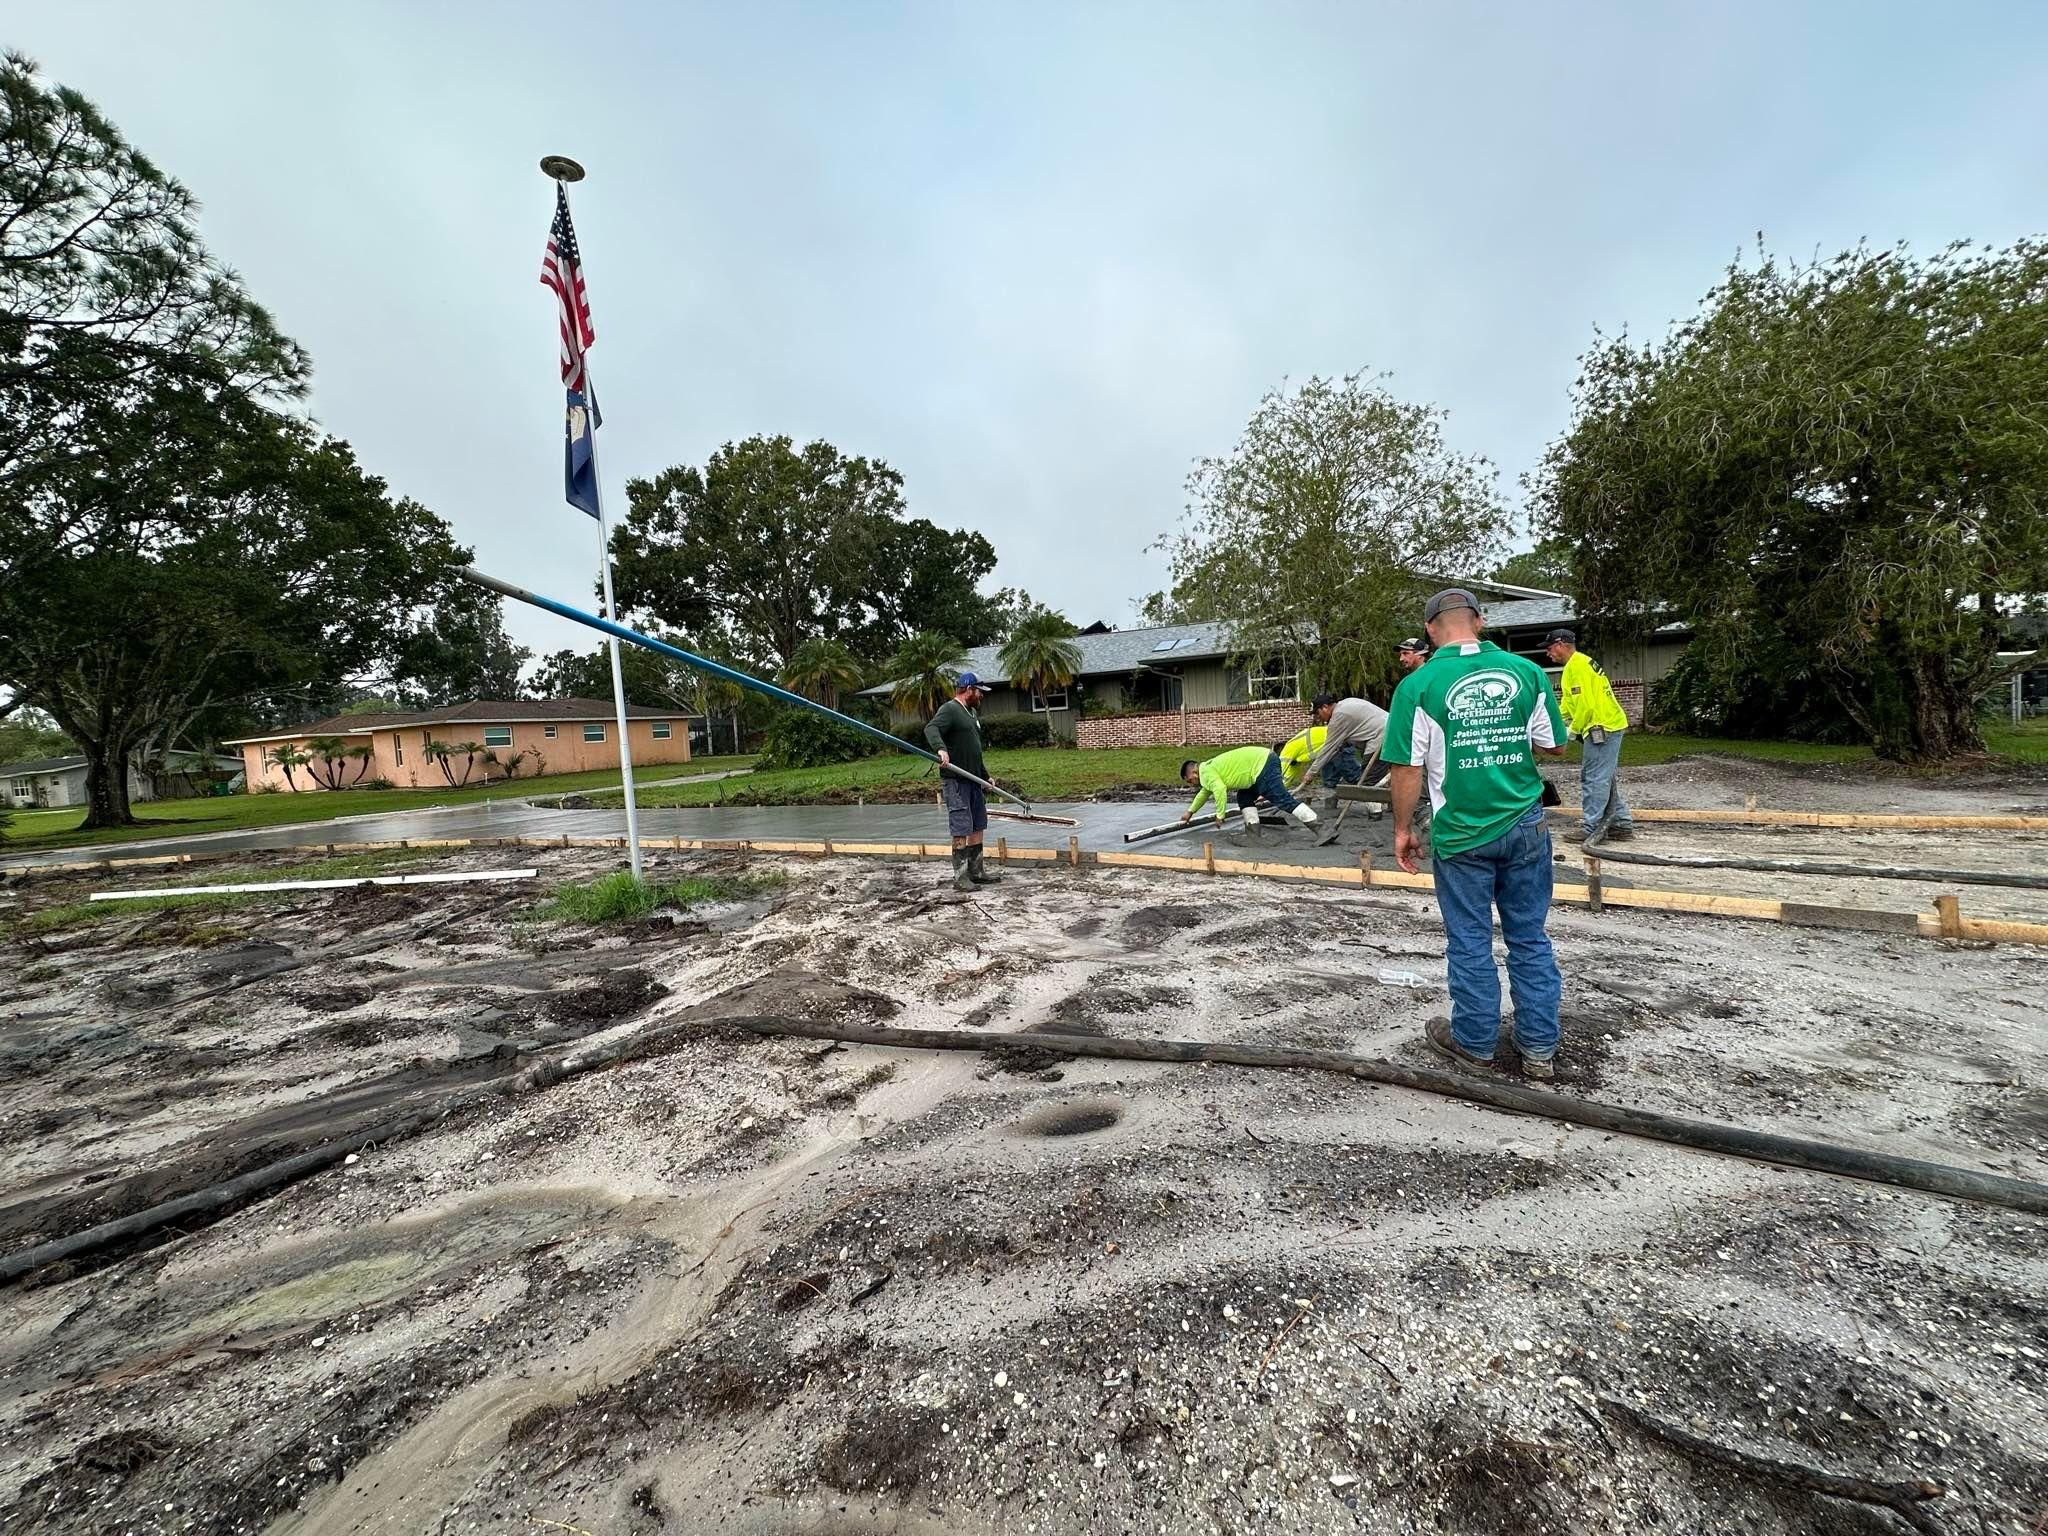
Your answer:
[1185,745,1273,819]
[1278,727,1327,779]
[1558,650,1629,737]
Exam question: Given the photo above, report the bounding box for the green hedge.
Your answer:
[756,712,880,771]
[983,715,1052,749]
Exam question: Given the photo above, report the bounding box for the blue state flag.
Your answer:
[564,387,599,519]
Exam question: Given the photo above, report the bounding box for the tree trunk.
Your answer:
[1879,650,1986,762]
[80,743,138,829]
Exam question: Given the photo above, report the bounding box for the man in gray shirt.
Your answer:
[926,672,1002,892]
[1293,692,1391,817]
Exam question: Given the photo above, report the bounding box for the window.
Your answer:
[1029,688,1068,712]
[483,726,512,747]
[583,723,606,742]
[393,737,404,767]
[651,721,672,739]
[543,725,557,739]
[1243,660,1300,703]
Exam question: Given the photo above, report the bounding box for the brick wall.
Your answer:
[1612,680,1646,728]
[1075,701,1313,749]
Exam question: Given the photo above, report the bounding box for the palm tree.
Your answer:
[266,744,310,791]
[997,612,1083,711]
[304,734,374,790]
[780,637,867,710]
[885,632,968,717]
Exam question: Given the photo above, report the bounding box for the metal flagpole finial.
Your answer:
[539,155,586,183]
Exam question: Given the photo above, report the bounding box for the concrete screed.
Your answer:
[0,818,2043,1532]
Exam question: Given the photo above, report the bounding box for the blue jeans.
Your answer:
[1235,751,1302,813]
[1431,805,1561,1061]
[1578,730,1632,838]
[1321,746,1364,789]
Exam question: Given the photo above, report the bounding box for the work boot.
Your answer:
[1603,824,1635,842]
[968,847,1004,885]
[1424,1014,1495,1069]
[1291,803,1318,827]
[1560,825,1588,844]
[1521,1055,1556,1081]
[1366,803,1385,819]
[951,848,977,893]
[1240,806,1260,833]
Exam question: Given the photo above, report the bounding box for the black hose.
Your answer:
[732,1018,2048,1217]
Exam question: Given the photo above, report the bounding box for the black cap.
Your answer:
[1310,692,1339,711]
[1544,628,1576,646]
[1423,588,1480,624]
[1396,637,1425,654]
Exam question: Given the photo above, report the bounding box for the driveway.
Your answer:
[7,795,1394,872]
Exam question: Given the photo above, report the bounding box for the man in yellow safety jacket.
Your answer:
[1544,628,1633,844]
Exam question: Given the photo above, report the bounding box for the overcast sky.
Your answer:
[14,3,2047,660]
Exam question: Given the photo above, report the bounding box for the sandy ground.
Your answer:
[0,838,2044,1535]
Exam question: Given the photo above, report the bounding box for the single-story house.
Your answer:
[1,750,243,809]
[861,584,1696,746]
[861,619,1322,748]
[223,698,691,792]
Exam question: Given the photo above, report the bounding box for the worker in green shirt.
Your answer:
[1384,589,1568,1079]
[1177,744,1319,834]
[1544,628,1634,844]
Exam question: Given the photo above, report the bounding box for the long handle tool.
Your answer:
[458,567,1077,824]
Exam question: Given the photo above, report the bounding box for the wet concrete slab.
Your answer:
[13,798,1403,872]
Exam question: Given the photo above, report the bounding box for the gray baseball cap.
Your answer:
[1423,588,1480,623]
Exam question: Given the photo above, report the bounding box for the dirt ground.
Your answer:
[0,830,2044,1536]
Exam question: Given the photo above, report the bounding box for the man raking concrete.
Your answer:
[928,672,1003,892]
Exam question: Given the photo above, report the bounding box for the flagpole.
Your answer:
[543,156,642,881]
[588,435,643,881]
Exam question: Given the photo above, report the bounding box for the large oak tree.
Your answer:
[611,434,1000,670]
[1532,241,2048,760]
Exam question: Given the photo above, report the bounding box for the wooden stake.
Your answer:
[1585,854,1603,914]
[1204,841,1216,875]
[1935,893,1963,939]
[996,836,1008,865]
[1358,850,1372,886]
[1068,834,1080,867]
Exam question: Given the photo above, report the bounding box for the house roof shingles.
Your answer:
[222,698,679,747]
[859,620,1241,694]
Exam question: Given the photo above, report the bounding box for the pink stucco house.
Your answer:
[223,698,691,792]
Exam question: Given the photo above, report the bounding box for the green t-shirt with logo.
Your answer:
[1380,640,1566,858]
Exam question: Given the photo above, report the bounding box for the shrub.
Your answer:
[982,716,1052,750]
[541,870,787,923]
[756,711,880,772]
[362,777,395,791]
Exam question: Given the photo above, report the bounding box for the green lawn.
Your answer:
[622,745,1212,809]
[0,756,758,853]
[617,727,2046,811]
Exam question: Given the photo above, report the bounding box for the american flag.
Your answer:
[540,183,596,397]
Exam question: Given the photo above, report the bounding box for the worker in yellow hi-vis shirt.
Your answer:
[1545,628,1633,844]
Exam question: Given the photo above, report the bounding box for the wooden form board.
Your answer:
[1552,807,2048,831]
[18,832,2045,947]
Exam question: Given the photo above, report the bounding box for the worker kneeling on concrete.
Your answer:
[1178,744,1318,833]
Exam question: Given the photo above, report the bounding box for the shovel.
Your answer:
[1314,746,1383,847]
